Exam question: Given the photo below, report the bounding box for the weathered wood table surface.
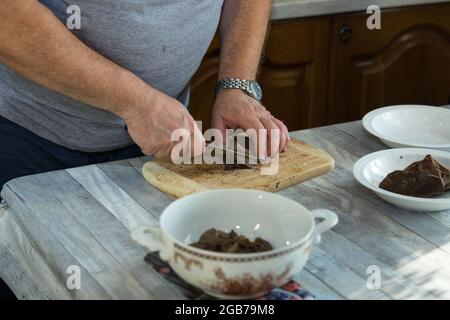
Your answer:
[1,116,450,300]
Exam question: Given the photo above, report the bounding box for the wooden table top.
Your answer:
[1,118,450,300]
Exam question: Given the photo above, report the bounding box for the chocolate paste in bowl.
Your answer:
[190,228,273,254]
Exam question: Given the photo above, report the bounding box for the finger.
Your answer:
[260,117,281,157]
[272,117,289,151]
[140,148,152,156]
[272,117,289,152]
[139,144,157,157]
[154,141,174,159]
[238,117,267,161]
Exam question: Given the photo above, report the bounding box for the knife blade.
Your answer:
[207,142,260,163]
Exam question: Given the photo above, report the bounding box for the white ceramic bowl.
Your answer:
[363,105,450,151]
[131,189,338,299]
[353,148,450,212]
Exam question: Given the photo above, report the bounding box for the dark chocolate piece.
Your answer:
[224,163,251,171]
[190,228,273,254]
[214,135,258,171]
[379,155,450,198]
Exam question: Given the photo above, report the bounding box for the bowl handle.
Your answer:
[131,225,171,261]
[311,209,339,244]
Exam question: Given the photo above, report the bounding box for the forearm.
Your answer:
[0,0,150,120]
[218,0,271,80]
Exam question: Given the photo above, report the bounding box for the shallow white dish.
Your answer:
[131,189,338,299]
[363,105,450,151]
[353,148,450,212]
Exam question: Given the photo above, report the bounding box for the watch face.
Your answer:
[249,81,263,101]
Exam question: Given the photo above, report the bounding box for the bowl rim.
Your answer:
[362,105,450,149]
[159,189,315,259]
[353,148,450,204]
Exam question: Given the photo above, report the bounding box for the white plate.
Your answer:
[363,105,450,151]
[353,148,450,212]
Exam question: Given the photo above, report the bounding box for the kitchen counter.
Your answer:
[1,110,450,300]
[271,0,450,20]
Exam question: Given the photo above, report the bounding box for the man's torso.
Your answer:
[0,0,223,151]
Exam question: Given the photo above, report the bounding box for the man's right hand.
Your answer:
[122,88,205,159]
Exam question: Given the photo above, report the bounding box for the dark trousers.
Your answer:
[0,115,143,299]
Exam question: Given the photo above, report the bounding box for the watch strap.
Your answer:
[214,78,251,96]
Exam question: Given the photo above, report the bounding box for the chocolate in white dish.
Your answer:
[380,155,450,198]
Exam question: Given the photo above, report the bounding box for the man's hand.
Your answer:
[215,1,288,159]
[212,90,290,159]
[122,88,205,159]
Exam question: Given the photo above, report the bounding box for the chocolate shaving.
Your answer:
[380,155,450,198]
[190,228,273,254]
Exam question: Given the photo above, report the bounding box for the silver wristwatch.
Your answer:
[215,78,263,102]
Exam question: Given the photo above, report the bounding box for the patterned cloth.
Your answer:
[144,252,315,300]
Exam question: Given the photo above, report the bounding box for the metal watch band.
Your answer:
[214,78,250,96]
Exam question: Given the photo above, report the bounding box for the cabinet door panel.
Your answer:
[259,63,310,130]
[329,3,450,123]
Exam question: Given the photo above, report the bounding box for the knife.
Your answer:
[207,142,261,163]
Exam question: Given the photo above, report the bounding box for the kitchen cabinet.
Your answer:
[329,3,450,123]
[190,2,450,130]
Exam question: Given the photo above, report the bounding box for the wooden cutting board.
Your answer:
[142,139,335,198]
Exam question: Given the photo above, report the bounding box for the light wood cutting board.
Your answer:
[142,139,335,198]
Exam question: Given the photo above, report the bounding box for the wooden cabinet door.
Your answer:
[190,17,331,131]
[328,3,450,124]
[259,17,331,130]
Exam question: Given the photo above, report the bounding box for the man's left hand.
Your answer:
[211,90,290,159]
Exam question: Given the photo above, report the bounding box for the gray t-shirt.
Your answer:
[0,0,223,152]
